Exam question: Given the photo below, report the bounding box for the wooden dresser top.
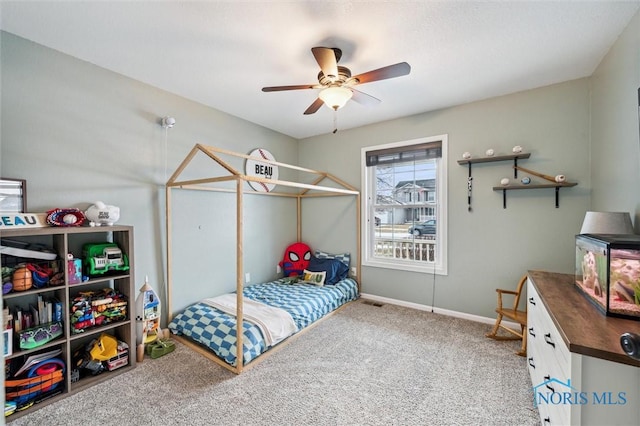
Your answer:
[528,270,640,368]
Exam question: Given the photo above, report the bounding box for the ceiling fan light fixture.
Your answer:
[319,86,353,110]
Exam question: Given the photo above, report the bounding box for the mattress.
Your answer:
[168,277,358,366]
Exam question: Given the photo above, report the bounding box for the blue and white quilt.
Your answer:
[168,277,358,366]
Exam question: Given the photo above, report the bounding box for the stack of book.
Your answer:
[11,296,62,334]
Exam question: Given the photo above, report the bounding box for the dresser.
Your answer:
[526,271,640,425]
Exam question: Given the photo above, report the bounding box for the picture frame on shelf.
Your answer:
[0,178,27,213]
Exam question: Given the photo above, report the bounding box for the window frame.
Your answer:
[361,135,448,276]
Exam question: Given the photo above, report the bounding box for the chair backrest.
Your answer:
[512,275,528,310]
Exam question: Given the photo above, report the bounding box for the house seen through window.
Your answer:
[361,135,448,275]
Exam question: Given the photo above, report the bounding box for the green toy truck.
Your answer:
[82,243,129,276]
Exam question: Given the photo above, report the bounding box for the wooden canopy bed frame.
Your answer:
[165,144,361,374]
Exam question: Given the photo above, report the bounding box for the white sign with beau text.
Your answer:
[0,213,48,228]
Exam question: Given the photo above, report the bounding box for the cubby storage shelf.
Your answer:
[2,225,136,422]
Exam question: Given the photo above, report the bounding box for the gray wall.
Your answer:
[300,79,591,317]
[589,10,640,224]
[0,32,299,321]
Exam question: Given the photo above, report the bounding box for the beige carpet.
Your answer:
[8,299,539,426]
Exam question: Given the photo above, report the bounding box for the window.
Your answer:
[361,135,448,275]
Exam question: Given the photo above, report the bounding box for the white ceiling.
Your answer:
[1,1,638,139]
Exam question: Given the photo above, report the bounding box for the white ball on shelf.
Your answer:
[512,145,523,153]
[462,152,472,160]
[500,178,510,186]
[63,214,77,224]
[485,149,495,157]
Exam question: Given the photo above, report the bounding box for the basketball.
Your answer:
[12,267,32,291]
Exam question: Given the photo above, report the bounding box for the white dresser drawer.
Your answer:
[527,278,572,426]
[526,335,543,386]
[527,280,570,378]
[527,335,571,426]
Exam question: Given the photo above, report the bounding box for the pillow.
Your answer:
[301,269,326,286]
[307,256,349,285]
[314,250,351,268]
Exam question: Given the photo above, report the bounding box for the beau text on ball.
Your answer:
[255,164,273,179]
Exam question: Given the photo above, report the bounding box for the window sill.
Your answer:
[363,258,447,276]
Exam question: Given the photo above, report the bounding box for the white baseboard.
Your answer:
[359,292,521,330]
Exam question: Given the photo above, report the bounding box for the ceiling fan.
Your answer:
[262,47,411,115]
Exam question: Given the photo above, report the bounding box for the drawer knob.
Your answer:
[528,357,535,369]
[544,417,550,424]
[528,327,535,337]
[528,297,536,305]
[544,333,556,348]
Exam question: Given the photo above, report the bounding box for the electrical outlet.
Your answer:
[245,273,251,283]
[350,267,357,277]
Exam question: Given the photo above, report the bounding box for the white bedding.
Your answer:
[202,294,298,347]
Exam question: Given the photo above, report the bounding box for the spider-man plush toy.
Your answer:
[279,242,311,277]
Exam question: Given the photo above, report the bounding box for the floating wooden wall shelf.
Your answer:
[493,182,578,208]
[457,152,577,209]
[457,153,531,210]
[457,152,531,172]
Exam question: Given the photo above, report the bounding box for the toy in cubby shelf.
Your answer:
[82,242,129,277]
[1,240,65,357]
[4,297,64,351]
[71,333,129,381]
[70,288,128,334]
[4,347,66,416]
[19,320,63,350]
[66,253,84,284]
[1,240,64,295]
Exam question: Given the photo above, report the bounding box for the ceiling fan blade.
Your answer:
[303,98,324,115]
[311,47,339,80]
[262,84,318,92]
[352,62,411,85]
[351,89,381,107]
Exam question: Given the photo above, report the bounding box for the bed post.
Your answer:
[166,185,173,320]
[296,195,302,241]
[236,176,244,374]
[356,193,361,292]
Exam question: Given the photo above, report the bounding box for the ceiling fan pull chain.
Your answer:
[333,109,338,134]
